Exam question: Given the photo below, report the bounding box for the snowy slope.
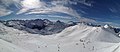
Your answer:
[56,24,119,42]
[0,39,31,52]
[0,22,120,52]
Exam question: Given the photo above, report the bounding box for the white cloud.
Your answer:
[0,0,21,17]
[73,0,93,6]
[0,0,95,23]
[109,8,117,13]
[0,5,12,17]
[51,0,78,5]
[15,0,95,23]
[47,15,72,19]
[17,0,47,14]
[51,5,80,18]
[0,9,12,17]
[24,5,81,19]
[21,0,46,9]
[16,8,28,14]
[79,17,97,23]
[0,0,13,6]
[17,0,81,19]
[79,10,87,14]
[0,0,20,6]
[51,0,69,5]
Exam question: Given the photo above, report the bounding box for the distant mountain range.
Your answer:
[0,19,77,35]
[0,19,120,35]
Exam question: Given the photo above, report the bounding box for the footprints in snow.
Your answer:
[75,39,95,51]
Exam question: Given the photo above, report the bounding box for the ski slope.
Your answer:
[0,39,31,52]
[0,22,120,52]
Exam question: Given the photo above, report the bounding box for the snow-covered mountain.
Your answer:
[1,19,120,35]
[0,22,31,52]
[0,22,120,52]
[1,19,76,35]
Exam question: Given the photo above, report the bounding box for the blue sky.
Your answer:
[75,0,120,24]
[0,0,120,27]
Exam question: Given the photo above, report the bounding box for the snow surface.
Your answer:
[0,22,120,52]
[104,24,111,28]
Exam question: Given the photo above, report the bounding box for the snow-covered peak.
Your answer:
[0,22,28,35]
[43,19,53,25]
[56,24,120,43]
[103,24,111,28]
